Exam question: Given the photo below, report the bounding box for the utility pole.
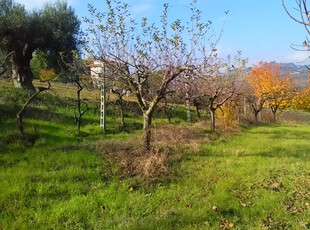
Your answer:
[100,63,107,134]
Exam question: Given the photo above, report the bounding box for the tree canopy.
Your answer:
[0,0,81,89]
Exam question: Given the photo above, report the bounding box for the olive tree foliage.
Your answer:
[0,0,81,90]
[84,0,220,150]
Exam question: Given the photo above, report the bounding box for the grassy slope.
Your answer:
[0,85,310,229]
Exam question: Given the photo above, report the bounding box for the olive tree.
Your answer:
[0,0,81,90]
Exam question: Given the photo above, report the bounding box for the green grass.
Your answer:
[0,86,310,229]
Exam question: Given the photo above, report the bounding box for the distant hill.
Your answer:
[275,62,308,88]
[248,62,309,88]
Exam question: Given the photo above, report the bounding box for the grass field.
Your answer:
[0,84,310,229]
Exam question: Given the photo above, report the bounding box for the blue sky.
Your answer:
[16,0,310,65]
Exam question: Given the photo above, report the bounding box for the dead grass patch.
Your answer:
[92,139,168,179]
[217,123,241,135]
[92,123,211,180]
[155,121,212,144]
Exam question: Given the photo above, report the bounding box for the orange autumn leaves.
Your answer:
[249,62,294,111]
[292,86,310,111]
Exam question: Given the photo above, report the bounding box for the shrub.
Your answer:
[216,103,238,130]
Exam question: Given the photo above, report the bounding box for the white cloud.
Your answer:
[286,51,310,63]
[132,3,153,14]
[15,0,74,10]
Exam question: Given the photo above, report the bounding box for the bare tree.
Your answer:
[74,80,89,135]
[17,82,51,137]
[111,87,128,127]
[197,53,247,132]
[193,97,204,118]
[282,0,310,52]
[84,0,221,150]
[248,95,267,123]
[61,51,92,135]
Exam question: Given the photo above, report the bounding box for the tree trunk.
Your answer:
[77,117,81,135]
[77,87,82,135]
[164,108,172,124]
[273,111,277,122]
[243,97,247,116]
[163,98,172,124]
[120,104,125,127]
[143,113,152,151]
[17,90,42,136]
[210,109,216,132]
[11,60,22,88]
[186,99,191,122]
[195,105,201,118]
[254,110,259,123]
[11,54,35,90]
[17,111,25,137]
[185,83,191,122]
[16,83,50,137]
[271,108,277,122]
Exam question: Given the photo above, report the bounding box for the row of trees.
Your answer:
[1,0,310,151]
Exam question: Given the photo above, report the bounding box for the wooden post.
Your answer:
[185,81,191,122]
[100,64,107,134]
[243,97,247,116]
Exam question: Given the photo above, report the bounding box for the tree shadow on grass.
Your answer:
[249,145,310,160]
[0,121,79,153]
[199,143,310,161]
[0,104,75,124]
[252,128,310,141]
[200,124,310,160]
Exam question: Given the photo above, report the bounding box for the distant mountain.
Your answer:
[274,62,308,71]
[249,62,309,88]
[275,62,308,88]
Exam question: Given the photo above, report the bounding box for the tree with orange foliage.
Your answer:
[292,86,310,111]
[267,77,294,122]
[249,62,293,122]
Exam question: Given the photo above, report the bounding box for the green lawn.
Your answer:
[0,87,310,229]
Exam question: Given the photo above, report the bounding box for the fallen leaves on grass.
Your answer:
[286,190,310,214]
[261,214,288,230]
[186,202,192,208]
[220,220,234,230]
[251,177,284,192]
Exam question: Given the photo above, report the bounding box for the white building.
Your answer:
[90,60,105,85]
